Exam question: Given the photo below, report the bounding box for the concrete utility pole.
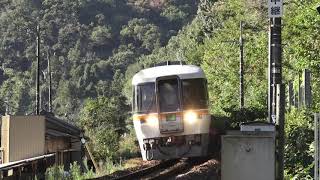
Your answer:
[270,18,284,180]
[315,113,320,179]
[303,69,312,108]
[288,81,294,107]
[239,21,244,109]
[222,21,245,109]
[36,25,41,115]
[267,0,284,178]
[270,17,285,180]
[269,18,282,123]
[268,23,273,122]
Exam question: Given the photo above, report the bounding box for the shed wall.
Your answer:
[1,115,45,163]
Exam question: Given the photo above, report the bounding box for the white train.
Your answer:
[132,62,211,160]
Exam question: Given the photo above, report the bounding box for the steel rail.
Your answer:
[93,159,179,180]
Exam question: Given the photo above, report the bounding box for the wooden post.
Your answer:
[85,144,100,173]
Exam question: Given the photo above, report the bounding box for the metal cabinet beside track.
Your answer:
[221,131,275,180]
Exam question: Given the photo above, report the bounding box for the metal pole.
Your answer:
[268,18,274,122]
[315,113,320,180]
[303,69,312,108]
[288,81,294,108]
[239,21,244,109]
[36,25,40,115]
[271,17,282,123]
[276,83,285,180]
[298,72,302,108]
[269,16,283,180]
[48,50,52,112]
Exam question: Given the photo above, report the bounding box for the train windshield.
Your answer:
[182,78,208,110]
[158,78,180,112]
[134,78,208,113]
[135,83,156,113]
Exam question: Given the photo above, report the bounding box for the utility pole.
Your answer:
[271,17,285,180]
[288,81,294,107]
[271,17,282,123]
[239,21,244,109]
[47,50,52,112]
[36,25,40,115]
[315,113,320,179]
[268,0,284,179]
[303,69,312,108]
[268,20,273,122]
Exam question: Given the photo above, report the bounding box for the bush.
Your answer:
[45,165,66,180]
[45,162,95,180]
[117,126,140,159]
[284,108,314,179]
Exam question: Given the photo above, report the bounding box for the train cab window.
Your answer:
[182,78,208,110]
[158,79,180,112]
[136,83,156,113]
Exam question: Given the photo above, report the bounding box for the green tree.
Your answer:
[78,96,128,160]
[120,18,161,54]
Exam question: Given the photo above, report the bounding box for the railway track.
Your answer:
[139,157,209,180]
[94,157,212,180]
[114,159,179,180]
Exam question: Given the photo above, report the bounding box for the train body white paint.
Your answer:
[132,63,211,160]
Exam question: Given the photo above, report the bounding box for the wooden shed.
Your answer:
[0,112,84,170]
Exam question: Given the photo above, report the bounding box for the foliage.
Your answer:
[78,96,129,161]
[135,0,319,178]
[1,0,320,178]
[0,0,197,167]
[284,109,314,179]
[0,0,197,118]
[45,165,65,180]
[45,162,95,180]
[117,126,140,159]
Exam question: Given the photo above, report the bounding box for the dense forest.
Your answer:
[0,0,319,178]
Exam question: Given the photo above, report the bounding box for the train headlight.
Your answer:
[184,111,197,124]
[146,115,158,126]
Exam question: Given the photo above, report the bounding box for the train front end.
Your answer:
[132,64,211,160]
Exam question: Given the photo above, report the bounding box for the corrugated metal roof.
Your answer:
[42,111,82,138]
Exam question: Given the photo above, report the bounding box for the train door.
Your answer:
[156,76,184,133]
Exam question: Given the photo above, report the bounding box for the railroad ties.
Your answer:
[93,157,219,180]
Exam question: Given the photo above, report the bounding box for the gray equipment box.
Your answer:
[221,131,275,180]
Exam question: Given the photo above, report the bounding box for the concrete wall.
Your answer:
[1,116,45,163]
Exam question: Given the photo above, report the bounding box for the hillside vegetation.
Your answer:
[0,0,319,178]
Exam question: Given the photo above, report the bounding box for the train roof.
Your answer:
[132,65,206,85]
